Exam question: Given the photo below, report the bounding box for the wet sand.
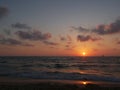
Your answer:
[0,77,120,90]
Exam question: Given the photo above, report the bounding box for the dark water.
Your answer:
[0,56,120,82]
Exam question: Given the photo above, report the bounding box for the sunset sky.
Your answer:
[0,0,120,56]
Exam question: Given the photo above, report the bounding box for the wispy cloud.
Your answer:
[59,34,75,50]
[64,45,75,50]
[64,42,76,50]
[1,38,22,45]
[67,35,72,41]
[0,38,33,46]
[0,6,8,19]
[12,22,31,29]
[15,30,51,41]
[60,35,72,42]
[43,41,59,46]
[60,36,66,41]
[71,26,89,33]
[22,43,34,47]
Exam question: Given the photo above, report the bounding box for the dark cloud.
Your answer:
[12,22,31,29]
[77,35,101,42]
[93,19,120,35]
[0,38,33,46]
[77,35,90,42]
[92,25,106,35]
[72,18,120,35]
[43,41,59,46]
[15,30,51,41]
[0,6,8,19]
[60,36,66,41]
[117,41,120,44]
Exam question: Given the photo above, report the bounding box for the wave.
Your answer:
[1,71,120,82]
[0,56,120,83]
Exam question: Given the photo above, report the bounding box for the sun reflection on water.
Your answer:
[77,81,92,86]
[82,81,87,85]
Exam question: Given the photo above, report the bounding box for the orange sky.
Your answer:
[0,0,120,56]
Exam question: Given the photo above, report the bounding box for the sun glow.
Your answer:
[82,81,87,85]
[82,52,86,56]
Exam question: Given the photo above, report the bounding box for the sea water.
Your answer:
[0,56,120,82]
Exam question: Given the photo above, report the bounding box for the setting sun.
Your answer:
[82,52,86,56]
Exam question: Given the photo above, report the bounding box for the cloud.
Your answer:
[0,6,8,19]
[0,38,33,46]
[59,35,74,50]
[15,30,51,41]
[12,22,31,29]
[0,38,22,45]
[60,36,66,41]
[43,41,59,46]
[77,35,101,42]
[77,35,90,42]
[92,19,120,35]
[60,35,72,42]
[71,26,89,33]
[64,45,74,50]
[117,41,120,44]
[22,43,34,47]
[64,43,76,50]
[72,18,120,35]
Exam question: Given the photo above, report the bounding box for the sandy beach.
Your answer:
[0,77,120,90]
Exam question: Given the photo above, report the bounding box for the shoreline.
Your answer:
[0,77,120,86]
[0,77,120,90]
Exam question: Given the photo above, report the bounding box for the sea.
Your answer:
[0,56,120,82]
